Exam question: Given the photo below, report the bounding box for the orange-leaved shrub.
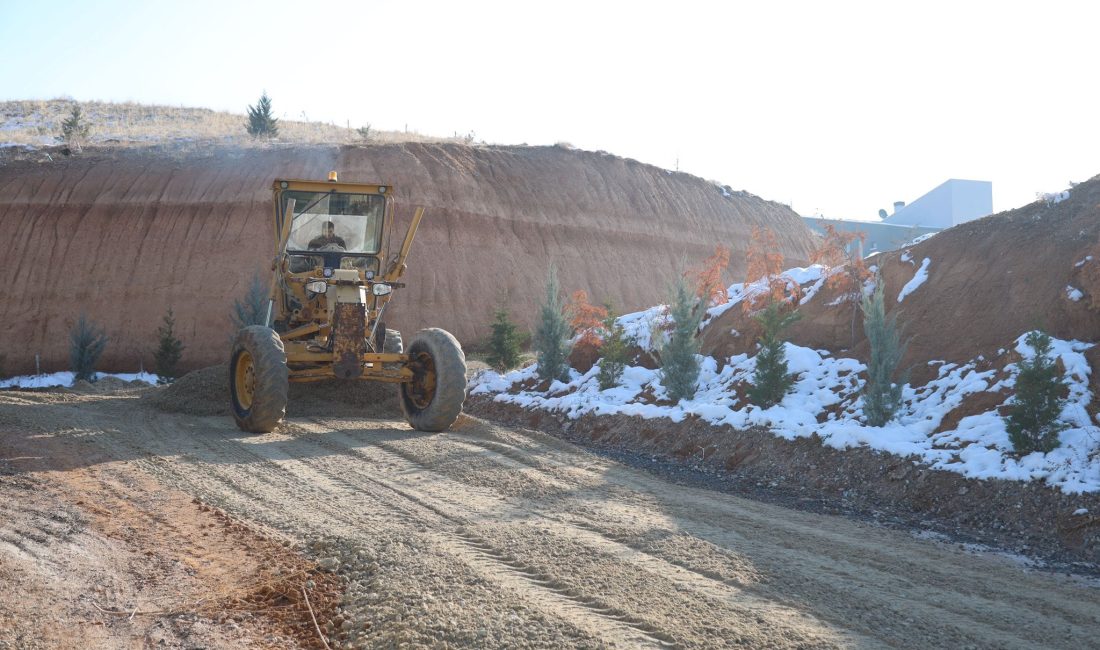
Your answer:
[565,290,609,346]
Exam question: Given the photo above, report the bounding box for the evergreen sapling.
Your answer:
[534,267,570,382]
[246,92,279,138]
[598,310,629,390]
[1004,330,1066,454]
[69,313,108,383]
[747,301,800,408]
[660,277,703,402]
[57,104,90,150]
[153,307,185,384]
[486,306,521,372]
[231,273,269,335]
[860,279,909,426]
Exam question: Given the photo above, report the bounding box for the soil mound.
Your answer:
[0,142,817,375]
[69,376,144,393]
[146,365,401,419]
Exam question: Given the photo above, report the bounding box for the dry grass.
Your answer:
[0,98,472,148]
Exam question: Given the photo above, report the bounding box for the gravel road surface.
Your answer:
[2,389,1097,648]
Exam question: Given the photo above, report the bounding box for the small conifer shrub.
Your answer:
[860,279,909,426]
[246,92,279,138]
[231,273,269,334]
[57,104,91,150]
[660,277,703,403]
[747,301,800,408]
[69,314,108,383]
[534,267,570,382]
[486,306,522,372]
[153,307,185,384]
[1004,330,1066,454]
[598,310,629,391]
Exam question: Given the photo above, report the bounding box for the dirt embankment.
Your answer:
[703,174,1100,380]
[0,143,817,375]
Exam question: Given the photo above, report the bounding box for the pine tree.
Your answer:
[534,267,570,382]
[231,273,269,334]
[1004,330,1066,454]
[69,313,108,383]
[153,308,185,384]
[246,92,279,138]
[598,309,629,390]
[747,301,801,407]
[660,277,704,402]
[486,306,521,372]
[860,279,909,426]
[57,104,91,150]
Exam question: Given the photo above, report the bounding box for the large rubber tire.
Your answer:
[229,326,289,433]
[381,327,403,371]
[399,328,466,432]
[383,328,403,353]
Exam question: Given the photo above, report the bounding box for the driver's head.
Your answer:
[322,221,335,237]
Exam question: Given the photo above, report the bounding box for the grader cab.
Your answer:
[228,173,466,433]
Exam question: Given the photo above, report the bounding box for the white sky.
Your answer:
[1,0,1097,218]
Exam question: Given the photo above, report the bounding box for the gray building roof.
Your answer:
[882,179,992,229]
[802,178,992,256]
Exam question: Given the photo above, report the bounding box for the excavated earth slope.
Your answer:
[0,143,816,373]
[702,173,1100,380]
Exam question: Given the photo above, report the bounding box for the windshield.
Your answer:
[283,191,385,254]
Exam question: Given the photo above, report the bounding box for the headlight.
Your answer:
[372,283,392,296]
[305,280,327,294]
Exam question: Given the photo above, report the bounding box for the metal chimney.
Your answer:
[893,201,906,214]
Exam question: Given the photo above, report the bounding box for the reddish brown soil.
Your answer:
[0,142,817,375]
[0,392,341,649]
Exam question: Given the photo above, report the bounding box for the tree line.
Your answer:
[488,224,1067,455]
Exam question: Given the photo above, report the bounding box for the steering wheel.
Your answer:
[316,243,346,252]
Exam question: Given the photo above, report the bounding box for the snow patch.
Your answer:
[700,264,828,329]
[1066,286,1084,302]
[1039,190,1071,205]
[0,371,161,389]
[897,258,931,302]
[901,232,937,247]
[1075,256,1093,268]
[470,331,1100,493]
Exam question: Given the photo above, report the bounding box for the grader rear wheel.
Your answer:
[399,328,466,432]
[229,326,288,433]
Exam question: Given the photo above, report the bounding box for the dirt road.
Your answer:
[2,389,1098,648]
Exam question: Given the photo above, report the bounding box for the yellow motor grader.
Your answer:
[228,173,466,433]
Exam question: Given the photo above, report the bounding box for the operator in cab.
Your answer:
[308,221,346,250]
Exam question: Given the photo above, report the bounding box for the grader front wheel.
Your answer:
[399,328,466,432]
[229,326,288,433]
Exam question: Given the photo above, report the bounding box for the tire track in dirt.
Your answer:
[287,420,869,648]
[449,422,1100,631]
[25,394,1100,649]
[301,416,1100,649]
[265,423,685,648]
[84,406,621,646]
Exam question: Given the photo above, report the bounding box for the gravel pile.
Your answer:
[145,365,401,418]
[70,376,146,394]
